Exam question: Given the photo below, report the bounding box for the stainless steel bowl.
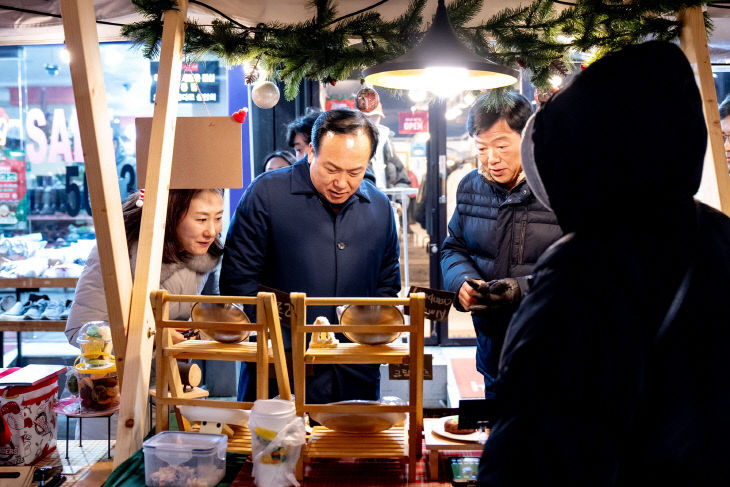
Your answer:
[190,302,250,343]
[310,400,406,433]
[340,305,404,345]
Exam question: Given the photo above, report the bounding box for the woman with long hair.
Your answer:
[66,188,224,344]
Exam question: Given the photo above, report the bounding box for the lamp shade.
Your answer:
[363,0,518,92]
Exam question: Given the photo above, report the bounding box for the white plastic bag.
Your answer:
[249,399,305,487]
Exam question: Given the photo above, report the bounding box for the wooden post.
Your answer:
[290,292,306,482]
[59,0,133,384]
[408,293,425,482]
[114,0,188,466]
[680,6,730,216]
[263,293,291,401]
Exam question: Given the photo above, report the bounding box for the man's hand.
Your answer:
[459,278,486,310]
[465,277,521,311]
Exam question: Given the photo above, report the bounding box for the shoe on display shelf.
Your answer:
[0,294,50,321]
[41,300,65,320]
[0,295,16,312]
[0,300,27,320]
[23,298,50,320]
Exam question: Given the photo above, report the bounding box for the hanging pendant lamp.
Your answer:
[363,0,518,93]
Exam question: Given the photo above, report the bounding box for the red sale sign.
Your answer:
[398,111,428,134]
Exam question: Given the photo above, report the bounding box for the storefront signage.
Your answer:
[0,152,26,225]
[26,108,82,165]
[398,111,428,134]
[407,286,456,322]
[150,61,220,103]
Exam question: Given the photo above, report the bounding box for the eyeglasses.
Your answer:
[723,133,730,144]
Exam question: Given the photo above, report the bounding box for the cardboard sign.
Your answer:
[388,354,433,380]
[407,286,456,322]
[135,116,243,189]
[258,285,292,327]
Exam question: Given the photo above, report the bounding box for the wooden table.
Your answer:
[423,418,484,481]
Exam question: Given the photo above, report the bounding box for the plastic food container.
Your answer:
[143,431,227,487]
[72,352,120,412]
[76,321,113,357]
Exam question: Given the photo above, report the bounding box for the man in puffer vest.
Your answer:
[440,93,562,392]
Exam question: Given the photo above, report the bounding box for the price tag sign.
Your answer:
[388,354,433,380]
[406,286,456,322]
[257,285,292,327]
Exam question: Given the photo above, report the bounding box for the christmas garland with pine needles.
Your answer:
[122,0,711,99]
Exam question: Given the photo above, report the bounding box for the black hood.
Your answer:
[522,41,706,233]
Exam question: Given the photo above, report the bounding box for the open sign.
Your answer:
[398,111,428,135]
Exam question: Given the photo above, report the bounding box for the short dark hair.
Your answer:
[311,109,379,160]
[122,189,224,264]
[286,109,322,147]
[467,92,533,137]
[720,95,730,119]
[264,150,296,167]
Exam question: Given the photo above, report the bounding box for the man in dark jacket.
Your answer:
[221,108,401,404]
[479,41,730,486]
[440,93,561,391]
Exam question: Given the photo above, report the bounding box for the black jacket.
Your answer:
[440,170,561,384]
[479,41,730,486]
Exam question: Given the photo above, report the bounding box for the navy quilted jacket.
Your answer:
[440,169,561,385]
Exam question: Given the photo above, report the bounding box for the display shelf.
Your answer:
[0,277,78,289]
[304,342,410,365]
[0,277,77,367]
[291,293,426,482]
[190,423,252,454]
[305,424,408,458]
[162,339,273,362]
[27,214,94,221]
[152,290,291,453]
[0,320,66,332]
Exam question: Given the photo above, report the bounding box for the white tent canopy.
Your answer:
[5,0,730,51]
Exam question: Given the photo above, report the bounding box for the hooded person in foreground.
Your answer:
[478,41,730,486]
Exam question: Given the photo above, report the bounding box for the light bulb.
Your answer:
[421,67,468,98]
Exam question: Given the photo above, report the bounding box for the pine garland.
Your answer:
[122,0,711,99]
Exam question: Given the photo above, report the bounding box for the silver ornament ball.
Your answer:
[251,81,280,109]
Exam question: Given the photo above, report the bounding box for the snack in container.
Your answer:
[71,352,119,411]
[143,431,226,487]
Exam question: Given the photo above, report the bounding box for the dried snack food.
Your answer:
[444,417,476,435]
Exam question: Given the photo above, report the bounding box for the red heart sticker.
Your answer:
[232,108,248,123]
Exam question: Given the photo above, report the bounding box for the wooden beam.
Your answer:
[114,0,188,466]
[680,6,730,216]
[59,0,133,384]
